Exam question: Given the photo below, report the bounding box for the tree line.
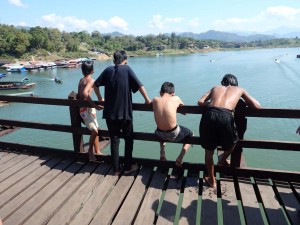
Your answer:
[0,24,300,60]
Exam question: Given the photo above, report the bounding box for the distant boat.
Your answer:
[274,58,280,63]
[6,64,27,72]
[297,54,300,58]
[0,77,36,90]
[156,52,163,57]
[0,73,6,78]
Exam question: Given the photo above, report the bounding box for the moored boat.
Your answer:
[6,64,27,72]
[0,77,36,90]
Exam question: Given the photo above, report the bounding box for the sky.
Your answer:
[1,0,300,35]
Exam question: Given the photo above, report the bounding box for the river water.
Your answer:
[0,48,299,171]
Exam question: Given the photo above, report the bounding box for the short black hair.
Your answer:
[81,61,94,76]
[160,82,175,94]
[113,51,123,65]
[120,50,128,61]
[221,74,238,86]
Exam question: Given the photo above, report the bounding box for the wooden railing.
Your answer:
[0,93,299,182]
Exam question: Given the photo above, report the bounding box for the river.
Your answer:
[0,47,299,171]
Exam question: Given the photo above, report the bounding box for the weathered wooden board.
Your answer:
[221,177,241,225]
[0,157,62,208]
[47,163,111,225]
[201,177,218,225]
[134,168,167,225]
[178,175,199,225]
[0,155,50,193]
[256,179,287,225]
[0,158,73,223]
[156,173,182,224]
[23,162,98,225]
[112,166,153,225]
[3,160,83,225]
[238,178,264,225]
[0,154,28,173]
[275,181,300,225]
[70,168,119,225]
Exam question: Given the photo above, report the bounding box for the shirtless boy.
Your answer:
[153,82,193,166]
[78,61,104,161]
[198,74,261,188]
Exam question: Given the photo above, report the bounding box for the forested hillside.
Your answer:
[1,24,300,60]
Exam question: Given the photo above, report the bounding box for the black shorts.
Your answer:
[199,106,238,150]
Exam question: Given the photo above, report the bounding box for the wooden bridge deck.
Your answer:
[0,150,299,225]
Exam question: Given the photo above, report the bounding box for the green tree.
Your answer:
[29,26,48,50]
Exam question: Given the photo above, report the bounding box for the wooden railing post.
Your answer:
[231,100,248,167]
[68,91,84,153]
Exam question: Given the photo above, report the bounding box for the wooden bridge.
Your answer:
[0,94,299,225]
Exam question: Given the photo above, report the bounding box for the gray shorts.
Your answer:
[155,125,193,142]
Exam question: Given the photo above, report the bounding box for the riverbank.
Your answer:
[0,47,219,65]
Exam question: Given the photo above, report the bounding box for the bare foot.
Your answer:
[95,151,107,156]
[204,176,216,188]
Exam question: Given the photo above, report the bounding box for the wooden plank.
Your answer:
[23,162,98,225]
[0,157,62,209]
[134,168,167,225]
[0,155,50,194]
[3,159,83,225]
[70,168,120,225]
[47,163,111,225]
[275,181,300,225]
[201,176,218,225]
[178,175,199,225]
[156,173,182,224]
[90,166,141,225]
[0,155,39,183]
[221,177,241,225]
[0,152,19,165]
[0,158,72,222]
[0,154,28,173]
[238,178,264,225]
[112,166,153,225]
[256,179,287,225]
[0,151,9,159]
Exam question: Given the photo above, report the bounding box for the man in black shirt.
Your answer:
[94,51,152,175]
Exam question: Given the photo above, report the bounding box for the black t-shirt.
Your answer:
[94,64,143,120]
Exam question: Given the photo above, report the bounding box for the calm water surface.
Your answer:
[0,48,299,171]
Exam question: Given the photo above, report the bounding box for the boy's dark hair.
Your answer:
[160,82,175,94]
[81,61,94,76]
[113,51,123,65]
[221,74,238,86]
[120,50,128,61]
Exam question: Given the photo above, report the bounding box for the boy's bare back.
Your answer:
[198,85,261,110]
[153,95,183,130]
[78,76,95,101]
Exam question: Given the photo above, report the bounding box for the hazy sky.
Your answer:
[1,0,300,35]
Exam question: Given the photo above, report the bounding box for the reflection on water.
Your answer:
[0,48,299,171]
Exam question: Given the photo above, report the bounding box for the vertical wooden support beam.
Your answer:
[231,100,248,167]
[68,91,84,153]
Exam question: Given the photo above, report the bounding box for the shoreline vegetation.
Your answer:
[1,24,300,64]
[1,46,296,65]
